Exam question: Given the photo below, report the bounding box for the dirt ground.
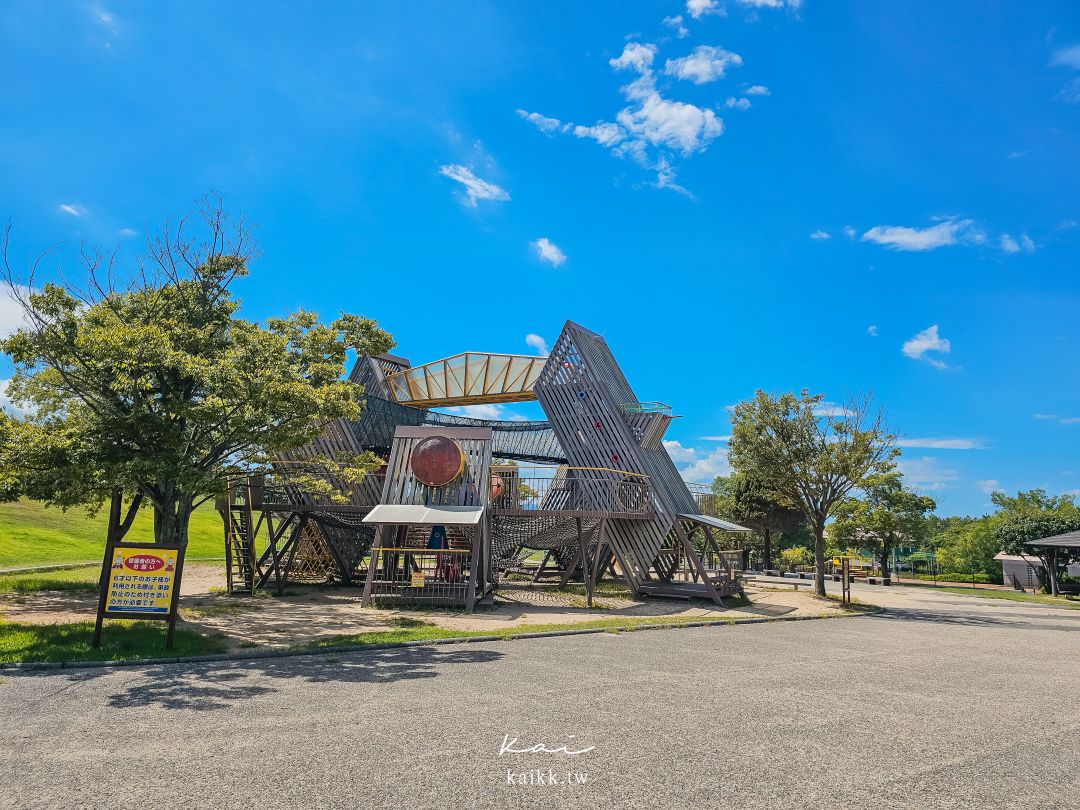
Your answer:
[0,562,850,650]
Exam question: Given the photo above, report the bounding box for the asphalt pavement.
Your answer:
[2,582,1078,810]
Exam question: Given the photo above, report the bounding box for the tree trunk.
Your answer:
[763,528,773,571]
[813,520,827,597]
[880,539,892,581]
[151,485,194,548]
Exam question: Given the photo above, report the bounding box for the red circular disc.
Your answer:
[411,436,465,487]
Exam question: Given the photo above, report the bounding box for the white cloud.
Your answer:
[897,438,983,450]
[118,227,137,238]
[813,402,855,418]
[438,164,510,207]
[744,84,770,95]
[665,45,743,84]
[810,230,830,240]
[57,203,87,218]
[736,0,801,7]
[842,225,857,239]
[610,42,657,74]
[532,237,566,267]
[725,97,751,110]
[0,286,32,337]
[664,439,732,481]
[977,479,1001,494]
[699,435,731,442]
[1061,417,1080,425]
[897,456,960,491]
[902,324,951,370]
[867,325,878,337]
[1007,150,1029,159]
[516,109,563,135]
[0,379,27,417]
[1051,43,1080,70]
[1000,232,1036,254]
[571,122,625,147]
[862,218,982,252]
[444,403,526,421]
[524,333,549,356]
[1033,413,1059,420]
[616,73,724,157]
[662,15,689,38]
[686,0,722,19]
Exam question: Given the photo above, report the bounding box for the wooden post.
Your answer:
[673,521,721,604]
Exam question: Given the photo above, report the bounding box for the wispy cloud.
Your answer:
[977,479,1001,494]
[736,0,802,7]
[662,15,689,38]
[867,325,878,337]
[810,230,830,240]
[532,237,566,267]
[699,435,731,442]
[814,402,855,418]
[444,403,527,421]
[862,218,983,252]
[518,36,744,195]
[1032,413,1080,425]
[744,84,770,95]
[1051,42,1080,103]
[525,333,549,356]
[57,203,88,218]
[898,455,960,491]
[902,325,951,370]
[725,97,751,110]
[664,45,742,84]
[897,437,984,450]
[438,164,510,207]
[999,232,1036,254]
[118,227,138,238]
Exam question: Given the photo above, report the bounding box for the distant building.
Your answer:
[995,552,1080,591]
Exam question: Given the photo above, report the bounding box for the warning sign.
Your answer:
[104,546,180,614]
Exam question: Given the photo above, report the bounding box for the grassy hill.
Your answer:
[0,499,224,568]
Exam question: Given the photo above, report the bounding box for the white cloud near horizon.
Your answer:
[977,479,1001,494]
[532,237,566,267]
[903,325,951,370]
[444,403,527,421]
[524,333,549,355]
[438,164,510,207]
[664,45,742,84]
[664,439,731,482]
[58,203,87,218]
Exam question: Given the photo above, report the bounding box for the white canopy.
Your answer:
[362,504,484,526]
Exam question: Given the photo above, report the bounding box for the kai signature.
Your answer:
[499,735,595,756]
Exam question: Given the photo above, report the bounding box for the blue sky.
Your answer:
[1,0,1078,515]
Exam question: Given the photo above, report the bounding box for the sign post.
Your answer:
[92,541,186,649]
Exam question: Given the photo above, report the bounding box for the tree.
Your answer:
[933,517,1001,582]
[728,390,897,597]
[718,471,805,570]
[992,489,1080,594]
[0,201,394,548]
[830,472,936,581]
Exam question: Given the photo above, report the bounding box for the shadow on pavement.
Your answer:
[7,644,506,711]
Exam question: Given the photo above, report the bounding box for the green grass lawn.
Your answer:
[0,619,227,663]
[0,567,100,594]
[902,582,1080,609]
[0,499,224,569]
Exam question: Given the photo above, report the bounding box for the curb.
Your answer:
[0,607,882,672]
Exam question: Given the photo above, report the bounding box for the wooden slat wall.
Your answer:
[533,322,702,594]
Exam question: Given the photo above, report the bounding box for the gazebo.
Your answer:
[1024,531,1080,596]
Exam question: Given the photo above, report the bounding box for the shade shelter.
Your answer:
[1024,531,1080,596]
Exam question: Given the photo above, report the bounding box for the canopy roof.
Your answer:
[1025,530,1080,548]
[385,352,545,408]
[363,504,484,526]
[678,513,752,533]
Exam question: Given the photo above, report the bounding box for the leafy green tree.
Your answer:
[0,202,393,548]
[992,489,1080,594]
[728,390,897,596]
[933,517,1001,581]
[830,472,936,580]
[716,471,805,570]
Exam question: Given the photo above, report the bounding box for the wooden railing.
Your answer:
[490,466,652,517]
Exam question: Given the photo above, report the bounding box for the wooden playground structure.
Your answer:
[218,321,749,609]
